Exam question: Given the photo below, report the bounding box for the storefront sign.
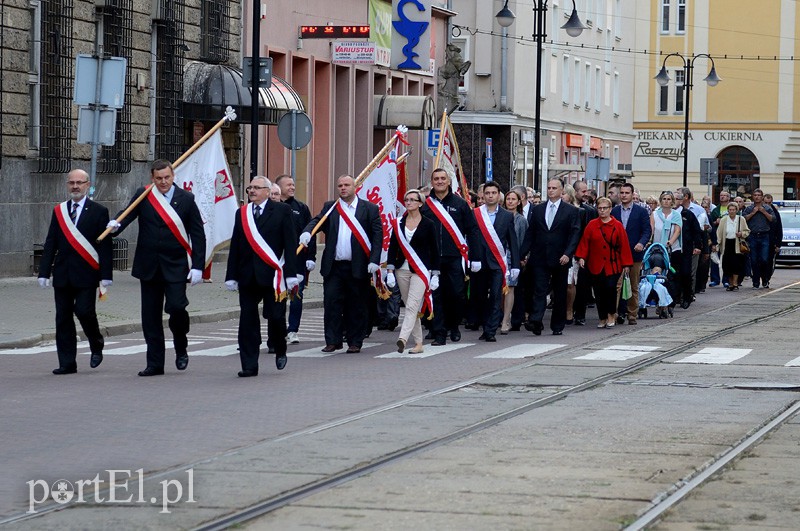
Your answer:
[391,0,431,70]
[332,41,378,64]
[634,130,765,163]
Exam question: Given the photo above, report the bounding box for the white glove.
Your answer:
[188,269,203,286]
[367,263,380,275]
[470,261,482,273]
[299,232,312,246]
[286,276,299,291]
[106,220,121,232]
[100,279,113,287]
[509,268,520,281]
[430,274,440,291]
[297,274,305,283]
[305,260,315,271]
[386,272,396,289]
[38,277,50,289]
[225,280,238,291]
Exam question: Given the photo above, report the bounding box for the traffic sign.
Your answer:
[426,128,440,157]
[486,138,493,181]
[73,54,127,109]
[242,57,273,88]
[700,158,719,185]
[277,111,313,150]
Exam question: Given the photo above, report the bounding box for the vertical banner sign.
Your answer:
[369,0,393,67]
[356,141,401,264]
[486,138,493,182]
[391,0,432,70]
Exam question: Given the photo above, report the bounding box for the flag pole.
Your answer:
[434,110,447,170]
[449,118,472,207]
[296,128,405,255]
[98,107,237,241]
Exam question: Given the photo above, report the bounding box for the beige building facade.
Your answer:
[633,0,800,201]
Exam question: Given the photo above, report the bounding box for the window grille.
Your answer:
[37,0,74,174]
[154,0,187,162]
[0,0,5,168]
[98,0,133,174]
[201,0,231,64]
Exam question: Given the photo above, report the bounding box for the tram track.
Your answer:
[193,287,800,531]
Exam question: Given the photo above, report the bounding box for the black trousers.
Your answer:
[529,263,568,332]
[54,285,104,369]
[140,273,189,369]
[431,257,466,340]
[323,261,370,347]
[471,268,504,336]
[589,272,621,321]
[238,285,287,372]
[573,266,593,320]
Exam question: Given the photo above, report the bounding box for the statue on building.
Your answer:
[438,43,471,114]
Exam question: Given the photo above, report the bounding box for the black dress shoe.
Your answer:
[616,315,626,325]
[53,366,77,375]
[424,331,434,340]
[680,300,690,309]
[431,338,446,346]
[526,321,543,336]
[552,330,563,336]
[275,353,287,370]
[478,333,487,340]
[238,369,258,377]
[574,319,586,326]
[89,353,103,368]
[346,345,361,353]
[387,320,398,332]
[449,329,461,342]
[138,367,164,377]
[321,344,341,353]
[175,354,189,371]
[465,323,479,331]
[565,319,574,325]
[484,335,496,342]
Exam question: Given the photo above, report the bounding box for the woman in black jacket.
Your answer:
[386,189,440,353]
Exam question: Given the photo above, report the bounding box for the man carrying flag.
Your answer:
[421,168,481,345]
[225,176,299,377]
[300,175,382,354]
[107,160,206,376]
[39,169,113,374]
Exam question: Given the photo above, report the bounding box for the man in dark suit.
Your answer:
[470,182,520,341]
[300,175,382,353]
[39,169,113,374]
[108,159,206,376]
[612,182,652,324]
[225,176,299,377]
[520,178,581,335]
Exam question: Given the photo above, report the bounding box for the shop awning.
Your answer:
[183,60,305,125]
[373,95,436,130]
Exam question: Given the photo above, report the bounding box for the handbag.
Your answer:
[620,271,632,300]
[737,217,750,254]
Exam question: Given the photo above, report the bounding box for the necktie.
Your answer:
[254,205,261,219]
[546,203,556,229]
[69,202,78,223]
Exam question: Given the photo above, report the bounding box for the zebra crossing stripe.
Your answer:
[674,347,752,364]
[103,341,204,356]
[289,343,380,358]
[476,343,566,359]
[0,341,120,355]
[574,344,659,361]
[785,356,800,367]
[376,343,475,359]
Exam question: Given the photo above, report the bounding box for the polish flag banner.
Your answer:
[356,138,402,264]
[436,113,472,207]
[174,130,238,267]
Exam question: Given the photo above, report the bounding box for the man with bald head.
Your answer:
[39,169,113,374]
[300,175,382,353]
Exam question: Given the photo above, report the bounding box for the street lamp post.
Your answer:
[496,0,586,193]
[654,53,721,187]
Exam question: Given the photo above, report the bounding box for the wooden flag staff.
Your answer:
[97,106,237,241]
[296,127,408,255]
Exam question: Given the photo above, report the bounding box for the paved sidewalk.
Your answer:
[0,266,324,349]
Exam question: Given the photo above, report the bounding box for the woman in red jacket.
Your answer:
[575,196,633,328]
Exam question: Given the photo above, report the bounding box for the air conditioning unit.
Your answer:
[519,130,534,146]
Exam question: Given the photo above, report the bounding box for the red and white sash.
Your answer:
[147,189,192,259]
[54,202,99,270]
[240,204,287,301]
[425,196,469,261]
[391,218,433,318]
[336,199,371,257]
[474,205,509,292]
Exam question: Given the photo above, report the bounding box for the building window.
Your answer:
[584,62,591,110]
[451,37,470,94]
[658,85,668,114]
[677,0,686,33]
[550,54,558,94]
[614,0,621,39]
[661,0,670,33]
[573,57,581,107]
[562,54,570,104]
[613,71,619,116]
[675,69,685,113]
[0,0,5,166]
[37,0,74,173]
[200,0,230,63]
[594,65,601,112]
[154,0,187,162]
[98,0,134,174]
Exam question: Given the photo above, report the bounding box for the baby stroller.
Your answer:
[638,242,675,319]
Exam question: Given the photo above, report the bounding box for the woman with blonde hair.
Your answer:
[714,202,750,291]
[500,189,528,333]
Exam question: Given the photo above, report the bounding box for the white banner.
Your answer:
[174,130,238,266]
[356,145,401,263]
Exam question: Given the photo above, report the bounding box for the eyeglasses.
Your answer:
[404,197,422,203]
[597,206,611,210]
[67,180,88,186]
[246,186,269,191]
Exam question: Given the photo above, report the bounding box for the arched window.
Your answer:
[717,146,760,199]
